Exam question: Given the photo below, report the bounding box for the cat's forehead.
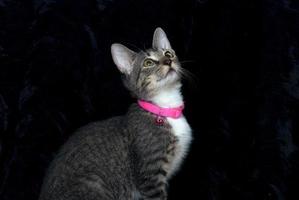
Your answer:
[143,48,164,59]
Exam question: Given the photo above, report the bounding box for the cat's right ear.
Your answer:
[152,27,172,50]
[111,43,136,75]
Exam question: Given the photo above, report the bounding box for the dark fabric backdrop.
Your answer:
[1,0,299,199]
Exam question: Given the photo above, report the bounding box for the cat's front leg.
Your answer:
[136,166,168,200]
[139,179,167,200]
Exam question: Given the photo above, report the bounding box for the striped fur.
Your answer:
[39,28,192,200]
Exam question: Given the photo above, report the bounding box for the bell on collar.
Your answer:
[155,116,165,126]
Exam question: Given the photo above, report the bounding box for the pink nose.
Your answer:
[163,59,172,66]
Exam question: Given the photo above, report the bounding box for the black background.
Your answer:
[1,0,299,199]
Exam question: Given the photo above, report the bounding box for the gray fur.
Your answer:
[39,28,189,200]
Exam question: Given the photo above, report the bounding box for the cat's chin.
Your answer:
[157,69,180,88]
[166,66,181,80]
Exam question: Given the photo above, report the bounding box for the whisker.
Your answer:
[179,60,196,64]
[143,43,147,51]
[177,67,199,89]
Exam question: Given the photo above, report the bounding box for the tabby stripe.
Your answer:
[141,79,151,89]
[139,178,158,188]
[144,156,169,167]
[157,168,167,176]
[140,181,165,191]
[144,147,164,159]
[146,189,165,199]
[139,168,168,178]
[166,146,176,154]
[136,67,143,85]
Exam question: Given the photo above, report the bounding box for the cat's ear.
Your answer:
[111,43,136,74]
[152,27,172,50]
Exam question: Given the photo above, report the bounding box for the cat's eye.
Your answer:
[164,51,174,58]
[143,59,155,67]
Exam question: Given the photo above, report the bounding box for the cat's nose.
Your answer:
[163,58,172,66]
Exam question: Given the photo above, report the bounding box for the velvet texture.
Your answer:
[1,0,299,199]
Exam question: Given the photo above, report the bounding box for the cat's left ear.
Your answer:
[111,43,136,75]
[152,27,172,50]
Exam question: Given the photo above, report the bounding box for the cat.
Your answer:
[39,27,192,200]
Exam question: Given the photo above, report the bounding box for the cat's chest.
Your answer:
[164,116,192,176]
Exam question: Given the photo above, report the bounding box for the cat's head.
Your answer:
[111,27,182,100]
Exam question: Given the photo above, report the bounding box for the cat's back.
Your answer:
[40,116,134,200]
[57,116,128,163]
[67,115,127,147]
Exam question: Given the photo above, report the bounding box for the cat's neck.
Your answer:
[150,84,183,108]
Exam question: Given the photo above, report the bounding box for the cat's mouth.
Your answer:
[166,65,179,76]
[156,65,180,84]
[158,66,179,82]
[166,68,176,77]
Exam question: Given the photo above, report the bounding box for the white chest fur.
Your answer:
[166,116,192,176]
[151,84,192,176]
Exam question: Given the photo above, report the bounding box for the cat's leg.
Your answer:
[57,180,131,200]
[59,184,112,200]
[137,176,167,200]
[132,129,172,200]
[138,169,168,200]
[134,152,169,200]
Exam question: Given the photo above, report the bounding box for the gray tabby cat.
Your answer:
[39,28,192,200]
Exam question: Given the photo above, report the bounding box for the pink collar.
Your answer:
[138,100,184,119]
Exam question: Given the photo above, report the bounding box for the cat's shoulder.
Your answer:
[79,116,125,132]
[65,116,125,143]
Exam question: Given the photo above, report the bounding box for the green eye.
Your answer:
[143,59,155,67]
[164,51,174,58]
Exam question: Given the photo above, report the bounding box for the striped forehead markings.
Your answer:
[146,50,163,61]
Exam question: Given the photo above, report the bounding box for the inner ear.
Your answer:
[111,43,136,74]
[152,27,172,50]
